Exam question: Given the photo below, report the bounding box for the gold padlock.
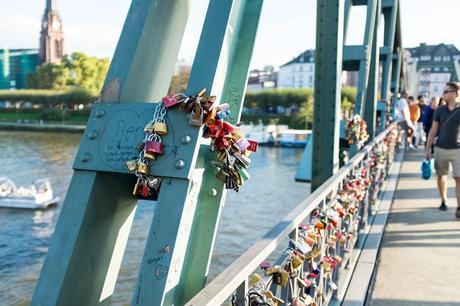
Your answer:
[137,162,149,175]
[153,121,168,135]
[144,151,155,160]
[189,103,204,127]
[265,265,281,276]
[125,160,138,172]
[279,270,289,288]
[291,255,303,270]
[249,273,262,287]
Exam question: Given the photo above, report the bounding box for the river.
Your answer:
[0,131,310,305]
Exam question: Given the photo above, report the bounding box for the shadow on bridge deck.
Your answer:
[367,148,460,305]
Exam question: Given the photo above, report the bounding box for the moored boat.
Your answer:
[0,177,59,209]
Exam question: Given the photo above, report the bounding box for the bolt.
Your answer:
[208,188,218,197]
[181,134,192,144]
[80,153,91,162]
[164,245,170,253]
[95,109,105,118]
[175,159,185,169]
[88,130,98,140]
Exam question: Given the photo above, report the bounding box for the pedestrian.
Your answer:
[425,82,460,217]
[408,96,420,148]
[395,91,415,147]
[422,97,440,154]
[416,95,427,145]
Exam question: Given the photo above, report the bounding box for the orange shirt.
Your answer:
[409,103,420,122]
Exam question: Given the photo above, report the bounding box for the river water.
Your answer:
[0,131,310,305]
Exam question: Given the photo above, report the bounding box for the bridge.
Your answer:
[31,1,460,305]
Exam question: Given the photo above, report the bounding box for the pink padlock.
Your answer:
[162,94,183,108]
[235,138,250,152]
[145,140,164,155]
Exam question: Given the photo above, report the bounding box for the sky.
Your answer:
[1,0,459,69]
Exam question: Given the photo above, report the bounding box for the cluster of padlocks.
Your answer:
[368,127,398,205]
[244,126,399,306]
[125,89,258,198]
[345,114,369,148]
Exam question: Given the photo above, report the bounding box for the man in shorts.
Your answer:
[425,82,460,217]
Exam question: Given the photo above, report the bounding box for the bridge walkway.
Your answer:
[367,147,460,305]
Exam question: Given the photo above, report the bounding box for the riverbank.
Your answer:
[0,122,85,133]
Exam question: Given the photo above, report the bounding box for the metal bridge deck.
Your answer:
[368,148,460,305]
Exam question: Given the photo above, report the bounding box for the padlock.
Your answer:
[162,94,183,108]
[217,103,230,111]
[137,162,149,175]
[223,121,236,132]
[132,178,142,195]
[292,297,307,306]
[247,139,259,152]
[153,120,168,135]
[279,270,289,288]
[145,138,164,155]
[290,255,303,270]
[125,160,138,172]
[249,273,263,287]
[215,170,227,183]
[189,103,204,127]
[238,168,250,181]
[201,95,216,111]
[234,138,250,152]
[234,152,251,168]
[144,123,154,133]
[265,265,281,276]
[143,151,156,160]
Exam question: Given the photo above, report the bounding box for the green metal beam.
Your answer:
[32,1,191,305]
[175,2,263,303]
[312,0,344,191]
[364,0,381,139]
[380,0,398,100]
[354,0,378,117]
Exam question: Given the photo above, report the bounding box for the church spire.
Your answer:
[40,0,64,64]
[46,0,56,11]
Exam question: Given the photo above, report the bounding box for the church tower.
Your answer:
[39,0,64,64]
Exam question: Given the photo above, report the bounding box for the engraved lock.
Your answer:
[247,139,259,152]
[137,162,149,175]
[162,94,183,108]
[189,103,204,127]
[125,160,138,172]
[153,120,168,135]
[235,138,250,152]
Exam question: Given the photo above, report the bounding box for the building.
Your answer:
[0,0,65,89]
[0,49,39,89]
[40,0,65,64]
[247,65,278,92]
[278,50,315,89]
[406,43,460,97]
[277,49,358,89]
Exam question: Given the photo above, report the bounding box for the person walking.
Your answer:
[409,96,420,148]
[425,82,460,217]
[396,91,415,147]
[416,95,428,145]
[422,97,440,154]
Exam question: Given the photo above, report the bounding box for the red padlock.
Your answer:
[222,121,236,132]
[145,140,164,155]
[247,139,259,152]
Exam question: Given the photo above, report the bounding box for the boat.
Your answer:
[239,122,289,146]
[0,177,59,209]
[278,129,312,148]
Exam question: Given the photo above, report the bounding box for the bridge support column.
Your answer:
[32,1,191,305]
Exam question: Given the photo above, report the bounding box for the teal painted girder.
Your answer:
[131,0,263,305]
[311,0,344,191]
[32,1,191,305]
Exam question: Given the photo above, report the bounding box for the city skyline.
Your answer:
[1,0,459,69]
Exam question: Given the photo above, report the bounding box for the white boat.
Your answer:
[0,177,59,209]
[239,122,289,146]
[278,129,312,148]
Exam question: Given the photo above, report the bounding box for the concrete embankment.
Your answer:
[0,122,85,133]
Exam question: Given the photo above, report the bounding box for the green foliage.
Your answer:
[0,108,90,123]
[243,87,356,128]
[27,52,110,94]
[0,89,97,105]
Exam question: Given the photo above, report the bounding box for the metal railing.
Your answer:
[186,122,399,306]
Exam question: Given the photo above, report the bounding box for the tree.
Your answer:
[27,52,110,94]
[27,63,69,90]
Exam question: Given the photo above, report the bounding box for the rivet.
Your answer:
[181,134,192,144]
[175,160,185,169]
[80,153,91,162]
[164,245,170,253]
[96,109,105,118]
[88,130,98,140]
[208,188,218,197]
